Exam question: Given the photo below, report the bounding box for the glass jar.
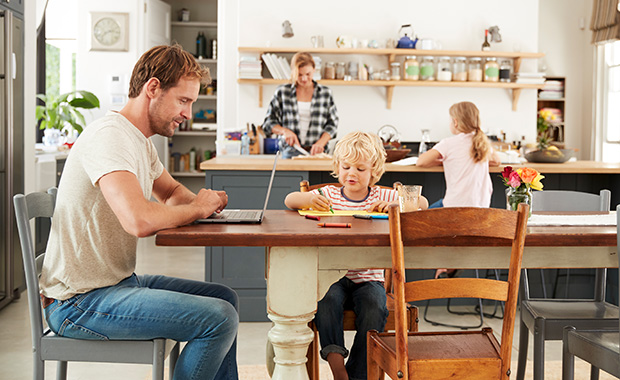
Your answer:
[453,57,467,81]
[506,187,532,218]
[484,57,500,82]
[499,60,512,82]
[390,62,401,80]
[324,62,335,80]
[437,57,452,81]
[468,57,483,82]
[335,62,346,80]
[420,56,435,81]
[404,56,419,80]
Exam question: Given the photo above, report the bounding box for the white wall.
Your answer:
[75,0,144,122]
[223,0,541,147]
[538,0,594,159]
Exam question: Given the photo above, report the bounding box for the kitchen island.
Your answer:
[198,156,620,321]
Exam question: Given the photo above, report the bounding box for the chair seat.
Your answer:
[369,329,504,379]
[523,300,618,321]
[40,331,177,364]
[565,329,620,377]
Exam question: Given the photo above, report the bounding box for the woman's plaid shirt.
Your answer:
[262,81,338,148]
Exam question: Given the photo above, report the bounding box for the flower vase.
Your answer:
[506,186,532,217]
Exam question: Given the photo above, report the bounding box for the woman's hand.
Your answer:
[310,143,324,155]
[367,201,393,213]
[281,128,300,147]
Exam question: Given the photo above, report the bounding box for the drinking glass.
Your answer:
[398,185,422,212]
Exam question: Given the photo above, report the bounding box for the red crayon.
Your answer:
[305,215,321,221]
[317,223,351,228]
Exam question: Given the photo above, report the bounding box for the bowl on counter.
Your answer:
[524,148,574,163]
[385,148,411,163]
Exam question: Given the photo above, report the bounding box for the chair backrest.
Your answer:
[13,188,57,355]
[617,204,620,332]
[532,189,610,212]
[387,203,528,379]
[525,189,611,301]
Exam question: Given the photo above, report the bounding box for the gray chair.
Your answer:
[561,203,620,379]
[14,188,180,380]
[516,189,618,380]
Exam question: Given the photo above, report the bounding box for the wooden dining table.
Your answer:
[155,210,618,380]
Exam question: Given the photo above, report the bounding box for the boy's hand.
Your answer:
[367,201,392,213]
[311,194,332,212]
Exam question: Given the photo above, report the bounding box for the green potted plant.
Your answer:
[35,90,100,146]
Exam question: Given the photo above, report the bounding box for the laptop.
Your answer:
[197,152,279,224]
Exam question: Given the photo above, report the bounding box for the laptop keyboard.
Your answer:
[222,210,261,219]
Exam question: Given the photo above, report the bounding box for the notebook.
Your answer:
[197,152,279,223]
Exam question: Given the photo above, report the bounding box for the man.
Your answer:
[39,44,239,380]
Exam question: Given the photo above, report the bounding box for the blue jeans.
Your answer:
[314,277,388,380]
[429,198,444,209]
[44,274,239,380]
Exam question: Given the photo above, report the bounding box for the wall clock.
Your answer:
[90,12,129,52]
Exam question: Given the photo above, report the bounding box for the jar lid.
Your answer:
[390,62,401,66]
[440,56,451,59]
[327,61,335,64]
[470,57,482,61]
[405,56,417,59]
[455,57,467,60]
[486,57,497,61]
[501,60,511,64]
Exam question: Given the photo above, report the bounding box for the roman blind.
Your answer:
[591,0,620,44]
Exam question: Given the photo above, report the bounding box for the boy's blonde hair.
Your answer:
[290,52,315,84]
[330,131,386,186]
[449,101,491,163]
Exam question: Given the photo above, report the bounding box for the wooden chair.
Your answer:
[561,204,620,380]
[516,189,617,380]
[301,180,418,380]
[367,203,528,380]
[13,188,180,380]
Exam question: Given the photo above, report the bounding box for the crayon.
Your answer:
[305,215,321,221]
[317,223,351,228]
[317,188,334,214]
[353,214,389,220]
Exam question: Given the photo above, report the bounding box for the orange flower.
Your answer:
[517,167,539,184]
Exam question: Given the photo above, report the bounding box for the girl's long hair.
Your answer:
[449,101,490,163]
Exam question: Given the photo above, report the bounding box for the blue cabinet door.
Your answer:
[205,170,307,321]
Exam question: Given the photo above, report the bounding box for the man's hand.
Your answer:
[193,189,228,217]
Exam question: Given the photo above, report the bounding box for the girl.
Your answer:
[285,131,428,380]
[417,101,500,208]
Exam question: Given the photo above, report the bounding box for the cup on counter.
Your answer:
[311,35,324,48]
[398,185,422,212]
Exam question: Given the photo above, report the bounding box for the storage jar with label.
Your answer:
[437,57,452,81]
[484,57,500,82]
[404,56,419,80]
[390,62,401,80]
[324,62,336,80]
[468,57,483,82]
[453,57,467,81]
[499,60,512,82]
[335,62,346,80]
[420,56,435,81]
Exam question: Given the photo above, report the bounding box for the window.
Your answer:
[604,41,620,143]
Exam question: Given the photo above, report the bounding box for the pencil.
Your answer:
[317,188,334,214]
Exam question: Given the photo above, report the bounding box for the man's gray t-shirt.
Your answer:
[40,111,164,300]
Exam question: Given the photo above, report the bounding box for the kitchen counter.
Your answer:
[200,156,620,174]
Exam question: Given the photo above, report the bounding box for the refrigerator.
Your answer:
[1,2,24,311]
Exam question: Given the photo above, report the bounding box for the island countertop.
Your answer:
[199,156,620,174]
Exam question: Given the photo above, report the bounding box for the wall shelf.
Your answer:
[238,47,545,110]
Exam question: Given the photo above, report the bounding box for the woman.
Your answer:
[262,52,338,158]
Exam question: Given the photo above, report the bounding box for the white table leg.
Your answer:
[266,247,319,380]
[268,313,315,380]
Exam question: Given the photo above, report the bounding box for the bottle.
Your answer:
[437,57,452,81]
[419,129,431,155]
[196,32,206,59]
[499,60,512,82]
[468,57,483,82]
[189,147,196,171]
[453,57,467,81]
[241,132,250,155]
[324,62,336,80]
[390,62,401,80]
[482,29,491,51]
[420,56,435,81]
